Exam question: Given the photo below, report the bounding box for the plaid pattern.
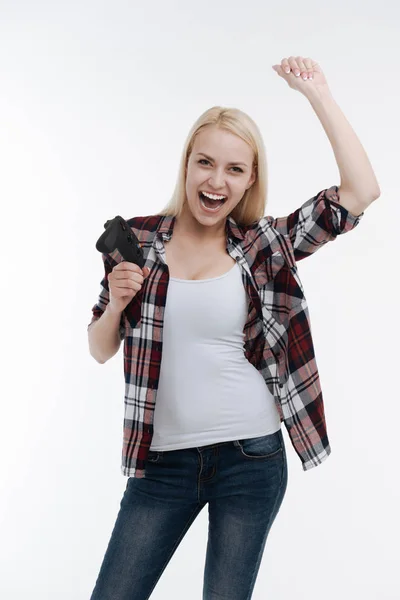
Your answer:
[88,186,364,477]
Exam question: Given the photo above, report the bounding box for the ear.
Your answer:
[247,165,257,189]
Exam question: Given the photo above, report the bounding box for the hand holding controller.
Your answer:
[96,216,150,313]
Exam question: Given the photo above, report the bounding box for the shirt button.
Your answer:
[279,383,283,388]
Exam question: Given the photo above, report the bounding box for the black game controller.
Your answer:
[96,215,145,268]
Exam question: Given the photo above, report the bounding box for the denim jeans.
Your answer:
[90,428,288,600]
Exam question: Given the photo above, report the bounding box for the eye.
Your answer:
[198,159,243,173]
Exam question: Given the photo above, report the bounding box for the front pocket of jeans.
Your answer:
[237,432,282,459]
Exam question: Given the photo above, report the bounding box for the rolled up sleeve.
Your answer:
[268,186,364,262]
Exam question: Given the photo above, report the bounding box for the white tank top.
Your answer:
[150,261,281,451]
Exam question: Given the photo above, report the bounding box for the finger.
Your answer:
[287,56,300,77]
[281,58,291,74]
[125,271,144,284]
[115,261,143,273]
[114,275,143,289]
[272,64,284,75]
[303,57,313,79]
[112,271,144,287]
[296,56,308,80]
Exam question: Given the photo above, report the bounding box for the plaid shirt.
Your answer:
[88,186,364,478]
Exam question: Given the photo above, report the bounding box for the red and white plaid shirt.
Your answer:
[88,186,364,478]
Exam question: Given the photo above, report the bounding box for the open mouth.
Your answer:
[198,191,227,212]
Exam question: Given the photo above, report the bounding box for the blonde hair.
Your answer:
[156,106,268,227]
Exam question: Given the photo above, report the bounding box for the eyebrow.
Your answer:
[196,152,248,167]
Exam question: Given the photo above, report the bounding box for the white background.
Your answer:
[1,1,399,598]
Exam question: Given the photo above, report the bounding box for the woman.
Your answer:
[88,56,380,599]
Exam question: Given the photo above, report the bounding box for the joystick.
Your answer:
[96,216,144,268]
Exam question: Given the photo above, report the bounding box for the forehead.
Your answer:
[193,127,253,162]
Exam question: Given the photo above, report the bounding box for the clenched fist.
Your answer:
[108,262,150,314]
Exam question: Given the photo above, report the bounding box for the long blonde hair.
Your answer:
[156,106,268,227]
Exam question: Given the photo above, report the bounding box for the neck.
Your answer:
[173,210,227,245]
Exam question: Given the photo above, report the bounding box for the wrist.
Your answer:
[304,84,333,103]
[106,303,122,317]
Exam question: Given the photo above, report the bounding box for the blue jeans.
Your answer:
[90,429,288,600]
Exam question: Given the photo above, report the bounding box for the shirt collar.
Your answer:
[156,214,246,244]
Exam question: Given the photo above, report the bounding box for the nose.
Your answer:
[208,169,226,191]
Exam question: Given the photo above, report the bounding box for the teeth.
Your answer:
[200,197,223,211]
[202,191,226,201]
